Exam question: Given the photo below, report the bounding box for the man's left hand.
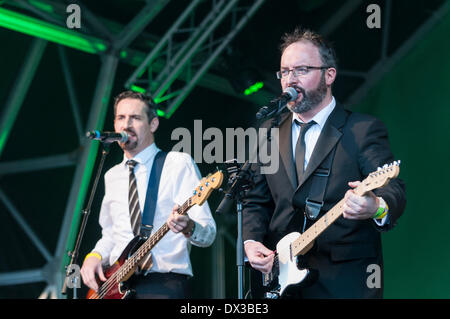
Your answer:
[167,204,194,235]
[343,181,379,220]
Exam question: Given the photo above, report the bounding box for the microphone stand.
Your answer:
[216,96,289,299]
[256,98,290,121]
[216,159,254,299]
[61,141,112,299]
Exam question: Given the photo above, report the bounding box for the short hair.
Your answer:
[113,91,157,123]
[280,28,338,70]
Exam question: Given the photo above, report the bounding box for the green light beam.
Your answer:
[0,7,108,54]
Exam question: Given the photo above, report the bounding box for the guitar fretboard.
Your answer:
[290,182,372,257]
[116,198,193,281]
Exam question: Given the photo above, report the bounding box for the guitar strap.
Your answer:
[141,150,168,231]
[304,146,337,222]
[303,109,349,223]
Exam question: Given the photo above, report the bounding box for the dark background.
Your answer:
[0,0,449,298]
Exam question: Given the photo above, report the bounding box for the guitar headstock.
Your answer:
[358,161,401,195]
[191,170,224,206]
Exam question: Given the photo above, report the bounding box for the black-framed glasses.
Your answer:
[276,66,329,79]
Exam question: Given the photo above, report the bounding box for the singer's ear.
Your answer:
[325,67,337,86]
[150,116,159,133]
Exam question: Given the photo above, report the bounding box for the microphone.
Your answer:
[86,130,128,143]
[256,87,298,119]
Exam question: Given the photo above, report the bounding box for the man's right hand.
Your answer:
[244,241,275,274]
[80,254,106,291]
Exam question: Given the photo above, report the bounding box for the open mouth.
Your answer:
[293,90,303,102]
[125,130,137,138]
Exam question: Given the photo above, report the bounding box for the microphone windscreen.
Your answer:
[119,131,129,143]
[284,87,298,101]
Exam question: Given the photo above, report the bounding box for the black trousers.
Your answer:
[129,272,191,299]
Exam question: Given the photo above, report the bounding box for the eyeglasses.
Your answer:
[276,66,329,79]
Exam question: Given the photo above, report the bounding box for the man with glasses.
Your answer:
[243,28,406,298]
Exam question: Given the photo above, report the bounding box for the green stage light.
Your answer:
[0,7,108,54]
[130,85,146,94]
[129,85,166,117]
[244,81,264,95]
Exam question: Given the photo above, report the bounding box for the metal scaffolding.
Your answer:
[124,0,266,118]
[0,0,265,299]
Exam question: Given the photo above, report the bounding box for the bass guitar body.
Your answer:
[85,170,224,299]
[86,236,144,299]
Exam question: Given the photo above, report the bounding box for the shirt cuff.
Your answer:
[188,220,215,247]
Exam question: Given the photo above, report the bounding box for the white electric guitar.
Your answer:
[262,161,401,298]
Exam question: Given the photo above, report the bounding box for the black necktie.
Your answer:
[294,120,316,185]
[127,160,142,236]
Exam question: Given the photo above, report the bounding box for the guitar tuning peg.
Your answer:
[377,167,382,171]
[383,164,388,169]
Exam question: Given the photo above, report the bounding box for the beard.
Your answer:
[288,73,328,114]
[122,140,138,151]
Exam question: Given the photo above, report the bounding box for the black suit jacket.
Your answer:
[242,104,406,298]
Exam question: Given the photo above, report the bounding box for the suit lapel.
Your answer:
[278,112,297,189]
[296,104,348,190]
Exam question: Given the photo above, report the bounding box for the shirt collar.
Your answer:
[121,143,160,168]
[292,96,336,129]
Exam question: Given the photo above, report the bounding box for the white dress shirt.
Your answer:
[92,143,216,277]
[291,96,336,169]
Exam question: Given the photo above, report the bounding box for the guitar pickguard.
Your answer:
[276,232,310,297]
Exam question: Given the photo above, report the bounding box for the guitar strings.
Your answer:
[89,199,192,299]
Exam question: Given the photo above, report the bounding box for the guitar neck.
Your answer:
[290,181,375,257]
[118,197,194,277]
[139,198,193,255]
[93,169,224,298]
[291,198,345,257]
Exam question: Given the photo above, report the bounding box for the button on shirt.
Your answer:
[93,143,216,276]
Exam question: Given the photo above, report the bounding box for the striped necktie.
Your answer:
[294,120,316,185]
[127,160,142,236]
[126,159,153,271]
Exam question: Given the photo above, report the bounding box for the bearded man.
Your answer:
[243,28,406,298]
